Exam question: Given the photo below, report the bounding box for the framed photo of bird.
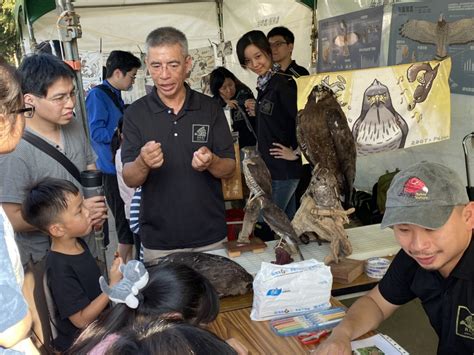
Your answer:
[388,0,474,96]
[317,6,384,73]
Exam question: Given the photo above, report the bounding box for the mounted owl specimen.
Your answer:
[400,14,474,59]
[296,84,356,208]
[352,79,408,156]
[237,146,303,265]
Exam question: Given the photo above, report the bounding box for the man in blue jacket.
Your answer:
[86,50,141,261]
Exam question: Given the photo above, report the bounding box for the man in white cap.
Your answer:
[316,161,474,355]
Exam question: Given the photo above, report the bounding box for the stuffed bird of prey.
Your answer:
[400,14,474,59]
[296,85,356,208]
[237,146,303,265]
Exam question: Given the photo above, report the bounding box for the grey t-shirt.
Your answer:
[0,117,97,265]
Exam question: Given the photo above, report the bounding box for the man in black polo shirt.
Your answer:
[316,161,474,355]
[267,26,309,78]
[121,27,235,263]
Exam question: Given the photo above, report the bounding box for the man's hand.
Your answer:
[192,146,214,172]
[109,256,123,286]
[314,331,352,355]
[83,195,107,227]
[139,141,164,169]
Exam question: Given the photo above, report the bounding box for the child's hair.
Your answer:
[105,320,237,355]
[68,263,220,354]
[21,178,80,233]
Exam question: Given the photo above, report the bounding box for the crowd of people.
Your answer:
[0,22,472,355]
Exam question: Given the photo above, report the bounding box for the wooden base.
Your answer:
[223,237,267,258]
[329,258,365,284]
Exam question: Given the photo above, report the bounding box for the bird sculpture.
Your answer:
[352,79,408,156]
[147,252,253,298]
[400,14,474,60]
[237,146,303,265]
[296,84,356,208]
[292,166,354,264]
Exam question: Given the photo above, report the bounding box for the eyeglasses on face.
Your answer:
[269,41,288,49]
[11,105,35,118]
[38,90,77,105]
[127,72,137,80]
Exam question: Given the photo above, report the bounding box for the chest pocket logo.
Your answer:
[192,124,210,143]
[456,305,474,340]
[259,99,274,116]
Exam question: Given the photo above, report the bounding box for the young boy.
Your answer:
[22,178,122,352]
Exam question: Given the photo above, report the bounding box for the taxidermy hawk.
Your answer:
[400,14,474,60]
[237,146,303,265]
[296,84,356,208]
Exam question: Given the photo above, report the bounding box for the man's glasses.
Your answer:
[39,90,76,105]
[269,41,288,49]
[11,105,35,118]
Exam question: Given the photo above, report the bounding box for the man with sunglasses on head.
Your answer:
[0,54,107,351]
[121,27,235,264]
[267,26,309,78]
[86,50,141,263]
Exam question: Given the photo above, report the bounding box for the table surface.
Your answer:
[208,224,400,276]
[211,296,375,354]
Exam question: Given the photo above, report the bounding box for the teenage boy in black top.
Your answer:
[267,26,309,78]
[22,179,122,352]
[316,161,474,355]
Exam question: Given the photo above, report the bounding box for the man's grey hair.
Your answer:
[145,27,189,56]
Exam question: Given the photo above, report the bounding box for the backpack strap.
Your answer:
[96,84,124,113]
[22,131,82,184]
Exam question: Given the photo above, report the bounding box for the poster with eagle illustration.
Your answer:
[296,58,451,156]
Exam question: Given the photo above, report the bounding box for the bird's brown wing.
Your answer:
[400,20,437,44]
[246,157,272,196]
[447,18,474,44]
[296,109,312,165]
[325,104,357,207]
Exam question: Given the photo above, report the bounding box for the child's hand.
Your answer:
[109,256,123,286]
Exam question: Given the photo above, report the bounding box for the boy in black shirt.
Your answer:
[22,178,122,351]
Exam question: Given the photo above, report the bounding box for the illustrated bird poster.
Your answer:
[317,6,384,73]
[296,58,452,156]
[187,46,215,93]
[388,0,474,96]
[79,51,103,94]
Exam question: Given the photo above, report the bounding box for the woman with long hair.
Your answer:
[236,31,301,220]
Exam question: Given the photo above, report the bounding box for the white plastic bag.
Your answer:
[250,259,332,321]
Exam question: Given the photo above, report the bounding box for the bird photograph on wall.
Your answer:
[400,14,474,60]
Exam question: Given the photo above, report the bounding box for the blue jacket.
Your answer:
[85,80,123,174]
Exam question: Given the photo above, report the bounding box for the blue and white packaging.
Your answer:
[250,259,332,321]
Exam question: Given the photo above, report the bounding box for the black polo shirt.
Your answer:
[121,85,235,250]
[256,73,301,180]
[379,236,474,354]
[285,60,309,78]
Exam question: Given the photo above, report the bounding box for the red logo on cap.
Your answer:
[403,177,428,196]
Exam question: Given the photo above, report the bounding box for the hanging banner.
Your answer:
[317,6,384,73]
[388,0,474,96]
[296,58,452,156]
[188,46,216,94]
[80,51,103,94]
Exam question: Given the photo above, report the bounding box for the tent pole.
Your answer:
[215,0,225,66]
[55,0,89,141]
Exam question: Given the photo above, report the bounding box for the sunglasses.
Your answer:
[11,105,35,118]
